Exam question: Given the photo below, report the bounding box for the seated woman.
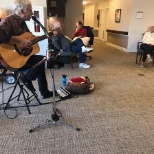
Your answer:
[140,25,154,67]
[49,21,91,69]
[72,21,93,48]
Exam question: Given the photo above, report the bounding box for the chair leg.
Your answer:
[4,74,42,114]
[136,54,138,64]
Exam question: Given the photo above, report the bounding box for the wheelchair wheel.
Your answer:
[6,74,16,84]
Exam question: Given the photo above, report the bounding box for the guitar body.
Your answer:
[0,32,40,69]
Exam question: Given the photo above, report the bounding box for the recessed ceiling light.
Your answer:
[82,1,87,5]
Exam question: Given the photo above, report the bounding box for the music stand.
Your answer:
[29,19,80,132]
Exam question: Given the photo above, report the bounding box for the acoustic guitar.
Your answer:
[0,32,50,69]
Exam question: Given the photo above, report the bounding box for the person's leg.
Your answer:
[71,38,84,47]
[21,55,53,98]
[70,46,90,68]
[71,38,93,53]
[70,46,85,63]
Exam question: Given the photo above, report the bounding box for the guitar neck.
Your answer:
[31,32,52,45]
[31,35,47,45]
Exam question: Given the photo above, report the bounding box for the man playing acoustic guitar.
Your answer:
[0,0,54,99]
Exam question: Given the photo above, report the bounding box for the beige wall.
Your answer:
[128,0,154,52]
[84,5,95,27]
[65,0,83,37]
[84,0,154,52]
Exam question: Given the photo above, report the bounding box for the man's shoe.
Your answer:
[79,63,90,68]
[20,75,36,91]
[81,46,87,53]
[42,91,53,99]
[42,91,57,99]
[81,46,93,53]
[85,47,93,52]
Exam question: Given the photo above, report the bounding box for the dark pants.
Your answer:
[140,43,154,62]
[70,38,85,63]
[19,55,49,95]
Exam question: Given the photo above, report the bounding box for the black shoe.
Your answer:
[20,75,36,92]
[42,91,57,99]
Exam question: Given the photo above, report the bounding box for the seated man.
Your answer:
[72,21,92,47]
[0,0,53,99]
[140,25,154,67]
[49,21,92,69]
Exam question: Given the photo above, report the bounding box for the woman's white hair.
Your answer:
[13,0,31,15]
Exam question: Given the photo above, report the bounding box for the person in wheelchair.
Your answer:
[49,21,92,69]
[0,0,53,99]
[140,25,154,67]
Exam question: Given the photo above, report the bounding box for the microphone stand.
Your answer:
[29,17,80,132]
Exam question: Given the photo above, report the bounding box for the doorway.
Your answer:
[99,8,109,41]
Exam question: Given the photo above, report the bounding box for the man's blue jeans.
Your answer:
[70,38,85,63]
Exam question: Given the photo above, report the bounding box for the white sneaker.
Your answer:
[147,58,153,63]
[81,46,93,53]
[81,46,87,53]
[79,63,90,68]
[84,47,93,52]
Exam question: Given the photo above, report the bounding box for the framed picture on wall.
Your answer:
[115,9,121,23]
[26,6,44,36]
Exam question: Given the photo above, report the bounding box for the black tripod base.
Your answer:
[29,108,81,133]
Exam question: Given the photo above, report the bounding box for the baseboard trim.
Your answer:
[106,42,127,52]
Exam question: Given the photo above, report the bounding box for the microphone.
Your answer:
[31,16,49,38]
[31,16,41,25]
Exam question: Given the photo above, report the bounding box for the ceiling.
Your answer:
[83,0,103,6]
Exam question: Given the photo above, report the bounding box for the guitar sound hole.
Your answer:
[22,47,33,56]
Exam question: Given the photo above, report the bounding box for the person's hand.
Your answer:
[20,39,32,48]
[75,27,79,32]
[60,49,63,53]
[11,36,32,48]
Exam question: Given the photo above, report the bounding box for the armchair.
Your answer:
[136,42,154,66]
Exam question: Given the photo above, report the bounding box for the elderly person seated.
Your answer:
[140,25,154,67]
[49,21,92,68]
[72,21,93,48]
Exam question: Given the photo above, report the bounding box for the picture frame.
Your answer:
[115,9,121,23]
[136,12,143,19]
[26,6,44,36]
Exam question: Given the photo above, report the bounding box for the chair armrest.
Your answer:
[137,42,143,49]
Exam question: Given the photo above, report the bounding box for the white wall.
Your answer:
[128,0,154,52]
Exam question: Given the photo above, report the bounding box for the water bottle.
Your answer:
[62,74,67,87]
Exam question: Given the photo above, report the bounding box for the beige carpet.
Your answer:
[1,39,154,154]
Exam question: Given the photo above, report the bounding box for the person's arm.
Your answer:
[51,36,62,51]
[10,36,32,48]
[72,28,78,39]
[82,28,87,37]
[0,30,32,48]
[142,32,150,44]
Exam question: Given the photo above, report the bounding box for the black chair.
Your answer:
[83,26,94,59]
[136,42,154,66]
[83,26,94,46]
[57,51,74,69]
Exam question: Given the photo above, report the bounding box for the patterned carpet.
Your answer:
[1,39,154,154]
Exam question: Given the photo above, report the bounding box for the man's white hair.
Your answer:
[52,20,61,30]
[13,0,31,15]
